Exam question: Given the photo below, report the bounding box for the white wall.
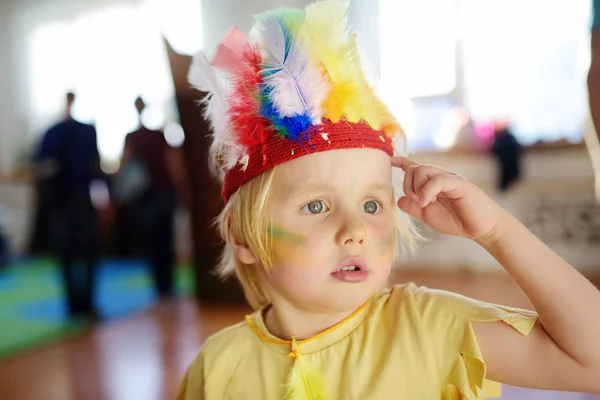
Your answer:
[0,180,33,254]
[0,1,24,175]
[200,0,311,58]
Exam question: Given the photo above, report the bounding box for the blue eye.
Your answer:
[302,200,328,214]
[363,200,380,214]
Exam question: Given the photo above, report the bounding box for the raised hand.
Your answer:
[392,156,507,244]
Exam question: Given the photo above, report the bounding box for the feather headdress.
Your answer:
[189,0,404,201]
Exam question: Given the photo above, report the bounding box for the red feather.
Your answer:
[228,46,272,148]
[211,27,271,149]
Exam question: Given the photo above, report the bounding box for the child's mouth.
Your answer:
[331,258,369,283]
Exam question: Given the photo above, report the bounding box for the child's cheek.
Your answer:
[377,231,394,254]
[270,225,309,265]
[270,225,329,269]
[269,225,307,246]
[371,220,395,257]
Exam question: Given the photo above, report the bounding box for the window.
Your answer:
[459,0,591,145]
[379,0,592,150]
[379,0,459,151]
[379,0,457,99]
[27,0,202,169]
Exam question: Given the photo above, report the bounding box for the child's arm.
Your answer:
[473,213,600,392]
[393,156,600,393]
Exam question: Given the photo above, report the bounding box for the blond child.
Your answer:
[178,1,600,398]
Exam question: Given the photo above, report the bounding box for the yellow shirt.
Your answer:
[177,283,538,399]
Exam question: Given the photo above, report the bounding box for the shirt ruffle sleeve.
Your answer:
[406,284,538,400]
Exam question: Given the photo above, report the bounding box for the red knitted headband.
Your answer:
[222,120,394,202]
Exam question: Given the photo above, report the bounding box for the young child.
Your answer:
[178,1,600,398]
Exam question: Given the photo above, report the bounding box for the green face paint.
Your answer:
[268,225,307,246]
[377,231,394,253]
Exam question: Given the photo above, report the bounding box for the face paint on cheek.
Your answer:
[268,225,307,247]
[376,231,395,255]
[269,225,321,269]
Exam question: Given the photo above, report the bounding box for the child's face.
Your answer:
[263,148,396,314]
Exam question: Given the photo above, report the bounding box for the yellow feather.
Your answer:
[381,108,405,140]
[300,0,389,131]
[285,355,330,400]
[368,83,405,140]
[346,34,382,128]
[300,2,362,122]
[324,81,357,123]
[300,1,350,81]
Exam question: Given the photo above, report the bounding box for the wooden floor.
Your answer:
[1,270,599,400]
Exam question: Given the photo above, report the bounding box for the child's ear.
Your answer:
[227,230,258,265]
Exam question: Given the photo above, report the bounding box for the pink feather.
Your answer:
[212,26,252,72]
[210,28,272,168]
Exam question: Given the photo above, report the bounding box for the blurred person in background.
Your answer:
[0,204,9,268]
[491,120,522,192]
[587,0,600,201]
[35,92,101,320]
[119,96,178,300]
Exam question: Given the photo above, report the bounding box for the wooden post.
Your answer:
[164,39,246,304]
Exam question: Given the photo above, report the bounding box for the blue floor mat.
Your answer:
[0,257,193,357]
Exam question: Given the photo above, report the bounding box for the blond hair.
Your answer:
[215,165,421,310]
[215,169,276,309]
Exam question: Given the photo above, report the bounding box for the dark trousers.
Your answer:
[0,232,7,268]
[51,194,99,317]
[497,160,521,191]
[134,188,177,298]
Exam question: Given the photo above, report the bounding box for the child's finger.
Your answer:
[413,164,448,194]
[419,174,461,207]
[391,156,418,171]
[397,196,424,221]
[403,165,418,201]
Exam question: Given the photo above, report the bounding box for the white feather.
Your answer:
[297,61,329,122]
[188,51,229,126]
[189,52,248,178]
[220,133,246,172]
[256,14,329,123]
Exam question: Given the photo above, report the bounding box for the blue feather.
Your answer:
[279,113,313,141]
[260,87,312,143]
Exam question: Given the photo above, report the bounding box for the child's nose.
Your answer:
[344,236,364,245]
[336,214,366,247]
